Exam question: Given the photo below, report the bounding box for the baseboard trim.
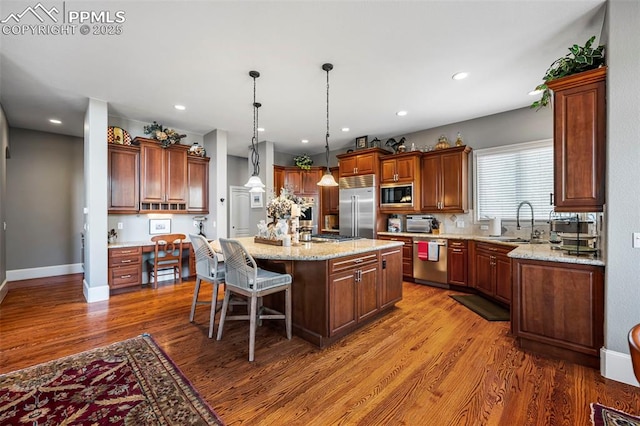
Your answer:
[601,347,639,387]
[7,263,84,282]
[0,279,7,303]
[83,278,109,303]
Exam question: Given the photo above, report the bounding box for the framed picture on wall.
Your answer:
[149,219,171,235]
[251,192,263,208]
[355,136,368,150]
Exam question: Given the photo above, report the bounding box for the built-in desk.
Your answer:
[107,241,194,290]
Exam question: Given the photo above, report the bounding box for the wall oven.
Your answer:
[380,183,413,208]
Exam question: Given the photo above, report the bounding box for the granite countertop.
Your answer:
[376,231,605,266]
[210,237,403,261]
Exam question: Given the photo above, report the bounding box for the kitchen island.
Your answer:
[215,237,404,348]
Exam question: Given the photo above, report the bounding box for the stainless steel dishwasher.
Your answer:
[413,237,448,287]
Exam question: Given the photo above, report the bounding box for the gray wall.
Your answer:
[604,0,640,354]
[6,128,84,270]
[227,155,249,187]
[0,105,8,295]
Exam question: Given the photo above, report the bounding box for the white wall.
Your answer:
[601,0,640,386]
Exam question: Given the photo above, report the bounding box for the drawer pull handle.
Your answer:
[120,274,132,279]
[452,249,462,252]
[121,259,132,263]
[354,259,363,264]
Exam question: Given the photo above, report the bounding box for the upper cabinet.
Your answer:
[380,152,420,184]
[108,144,140,214]
[547,67,606,212]
[284,167,322,195]
[138,138,189,211]
[274,165,285,195]
[187,155,210,213]
[321,167,340,215]
[337,148,389,177]
[421,145,471,213]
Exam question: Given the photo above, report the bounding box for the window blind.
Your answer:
[474,139,554,222]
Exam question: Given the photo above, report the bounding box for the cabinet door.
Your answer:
[328,168,340,213]
[187,157,209,213]
[380,247,403,309]
[474,251,494,296]
[329,271,357,336]
[339,156,357,177]
[440,150,466,211]
[356,153,376,175]
[550,68,606,212]
[494,253,512,304]
[274,166,285,195]
[421,155,440,211]
[165,148,187,203]
[447,246,468,286]
[395,156,415,182]
[380,159,397,183]
[140,143,165,203]
[108,145,139,213]
[284,169,301,193]
[358,265,379,322]
[301,169,320,195]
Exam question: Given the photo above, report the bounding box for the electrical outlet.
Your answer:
[117,222,123,230]
[633,232,640,248]
[480,225,489,230]
[456,220,465,228]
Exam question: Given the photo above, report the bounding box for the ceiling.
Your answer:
[0,0,606,158]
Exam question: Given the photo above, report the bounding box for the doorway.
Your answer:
[229,186,251,237]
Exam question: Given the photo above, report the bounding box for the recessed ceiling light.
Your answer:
[49,119,62,124]
[396,111,408,116]
[452,72,469,80]
[174,104,186,110]
[341,127,350,132]
[301,139,309,144]
[257,127,265,132]
[528,89,542,96]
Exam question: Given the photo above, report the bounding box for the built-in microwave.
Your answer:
[380,183,413,208]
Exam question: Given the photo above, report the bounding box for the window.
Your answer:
[473,139,553,222]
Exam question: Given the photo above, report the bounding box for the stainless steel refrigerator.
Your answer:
[339,174,376,239]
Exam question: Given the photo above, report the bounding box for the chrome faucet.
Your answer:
[516,201,534,241]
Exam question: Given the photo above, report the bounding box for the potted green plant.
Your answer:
[293,154,313,170]
[530,36,605,109]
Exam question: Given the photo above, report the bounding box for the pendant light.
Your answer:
[244,70,265,193]
[317,63,339,187]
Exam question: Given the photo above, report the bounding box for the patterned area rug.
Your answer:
[0,334,224,425]
[591,403,640,426]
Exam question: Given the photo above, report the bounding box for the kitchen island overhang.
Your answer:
[214,237,404,348]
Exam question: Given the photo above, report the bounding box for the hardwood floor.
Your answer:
[1,275,638,425]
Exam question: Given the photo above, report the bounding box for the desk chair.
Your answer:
[629,323,640,383]
[216,238,292,362]
[147,233,186,289]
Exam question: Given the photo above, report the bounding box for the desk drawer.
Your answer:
[110,265,141,288]
[109,247,142,267]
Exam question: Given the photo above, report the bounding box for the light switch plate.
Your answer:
[480,225,489,230]
[633,232,640,248]
[117,222,123,230]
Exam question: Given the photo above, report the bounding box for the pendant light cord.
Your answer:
[324,64,332,170]
[251,73,261,176]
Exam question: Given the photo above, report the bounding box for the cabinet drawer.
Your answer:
[110,246,142,257]
[110,265,141,288]
[329,252,379,274]
[448,239,468,249]
[475,242,512,255]
[109,254,141,267]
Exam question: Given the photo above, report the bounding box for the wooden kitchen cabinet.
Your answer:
[512,258,604,368]
[108,144,139,214]
[284,167,322,195]
[321,167,340,215]
[274,165,285,194]
[328,251,380,336]
[380,246,403,309]
[377,235,413,281]
[547,67,606,212]
[421,146,470,213]
[187,155,209,213]
[137,138,189,212]
[447,239,468,286]
[108,246,142,290]
[471,241,513,305]
[337,148,389,177]
[380,152,420,184]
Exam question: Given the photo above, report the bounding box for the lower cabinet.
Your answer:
[380,247,403,309]
[447,239,468,286]
[377,235,413,280]
[108,246,142,289]
[511,258,604,368]
[471,242,512,304]
[328,251,380,337]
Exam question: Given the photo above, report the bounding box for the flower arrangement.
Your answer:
[108,228,118,243]
[266,188,308,219]
[293,154,313,170]
[143,121,187,148]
